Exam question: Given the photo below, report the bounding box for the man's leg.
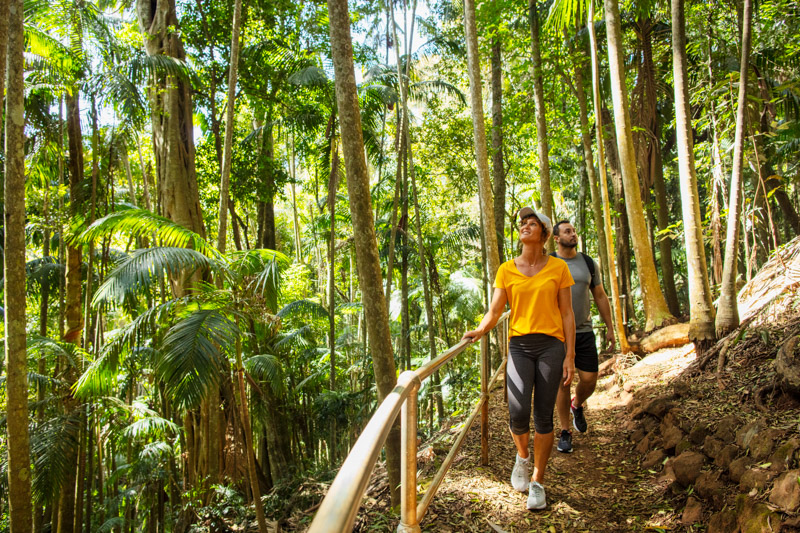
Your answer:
[570,332,599,432]
[574,369,598,408]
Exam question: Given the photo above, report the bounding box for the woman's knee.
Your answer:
[532,413,554,434]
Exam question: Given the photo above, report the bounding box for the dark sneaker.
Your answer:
[527,481,546,510]
[557,429,573,453]
[571,398,588,433]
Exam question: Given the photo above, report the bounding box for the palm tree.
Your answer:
[76,208,291,530]
[325,0,401,506]
[603,0,674,331]
[716,0,754,336]
[671,0,716,351]
[4,0,34,528]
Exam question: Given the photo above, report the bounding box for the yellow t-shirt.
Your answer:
[494,257,575,342]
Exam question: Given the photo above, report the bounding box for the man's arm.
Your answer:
[591,283,616,350]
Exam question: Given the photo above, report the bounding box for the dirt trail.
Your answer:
[379,345,698,532]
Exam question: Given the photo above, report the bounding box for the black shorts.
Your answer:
[574,331,599,373]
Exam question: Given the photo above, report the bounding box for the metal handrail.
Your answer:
[308,311,510,533]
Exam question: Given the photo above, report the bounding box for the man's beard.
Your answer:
[561,240,578,249]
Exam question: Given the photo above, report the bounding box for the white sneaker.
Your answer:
[527,481,546,510]
[510,454,530,492]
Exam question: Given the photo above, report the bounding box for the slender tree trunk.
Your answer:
[407,123,443,421]
[233,333,268,532]
[651,118,680,315]
[672,0,717,352]
[571,32,609,276]
[4,1,34,528]
[529,0,555,240]
[401,172,411,371]
[59,84,86,533]
[587,1,630,352]
[463,0,501,281]
[328,149,339,460]
[603,0,674,330]
[325,0,401,504]
[216,0,243,254]
[491,37,506,261]
[717,0,753,336]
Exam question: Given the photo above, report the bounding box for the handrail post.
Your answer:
[397,371,421,533]
[480,334,489,466]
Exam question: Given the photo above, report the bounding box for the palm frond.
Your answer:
[288,66,329,87]
[244,354,282,391]
[438,223,481,254]
[157,310,239,409]
[128,53,199,87]
[123,416,179,440]
[93,247,213,306]
[277,299,330,320]
[409,80,466,106]
[25,256,64,295]
[78,208,218,259]
[274,325,314,350]
[31,412,82,505]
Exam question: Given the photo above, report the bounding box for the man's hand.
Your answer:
[605,329,616,352]
[562,355,575,386]
[462,330,482,343]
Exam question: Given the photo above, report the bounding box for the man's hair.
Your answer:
[553,219,571,236]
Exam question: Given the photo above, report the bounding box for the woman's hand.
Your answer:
[562,353,575,386]
[462,329,482,343]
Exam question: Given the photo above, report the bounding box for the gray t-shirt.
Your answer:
[555,253,602,333]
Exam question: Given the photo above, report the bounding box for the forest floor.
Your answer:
[349,343,697,532]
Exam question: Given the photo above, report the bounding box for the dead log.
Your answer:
[634,323,691,354]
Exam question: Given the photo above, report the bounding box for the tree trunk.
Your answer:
[325,0,401,505]
[136,0,206,239]
[717,0,753,336]
[603,106,636,326]
[587,1,630,353]
[233,334,268,532]
[463,0,501,281]
[603,0,674,331]
[632,18,680,316]
[328,149,339,459]
[491,37,506,261]
[672,0,717,352]
[529,0,555,242]
[216,0,243,254]
[401,171,411,371]
[571,34,609,276]
[4,1,34,528]
[407,123,443,422]
[59,85,86,533]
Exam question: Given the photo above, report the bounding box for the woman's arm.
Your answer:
[462,288,508,343]
[558,286,576,385]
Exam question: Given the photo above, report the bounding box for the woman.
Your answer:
[463,207,576,511]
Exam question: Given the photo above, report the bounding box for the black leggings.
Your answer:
[507,333,565,435]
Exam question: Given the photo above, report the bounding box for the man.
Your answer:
[551,220,616,453]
